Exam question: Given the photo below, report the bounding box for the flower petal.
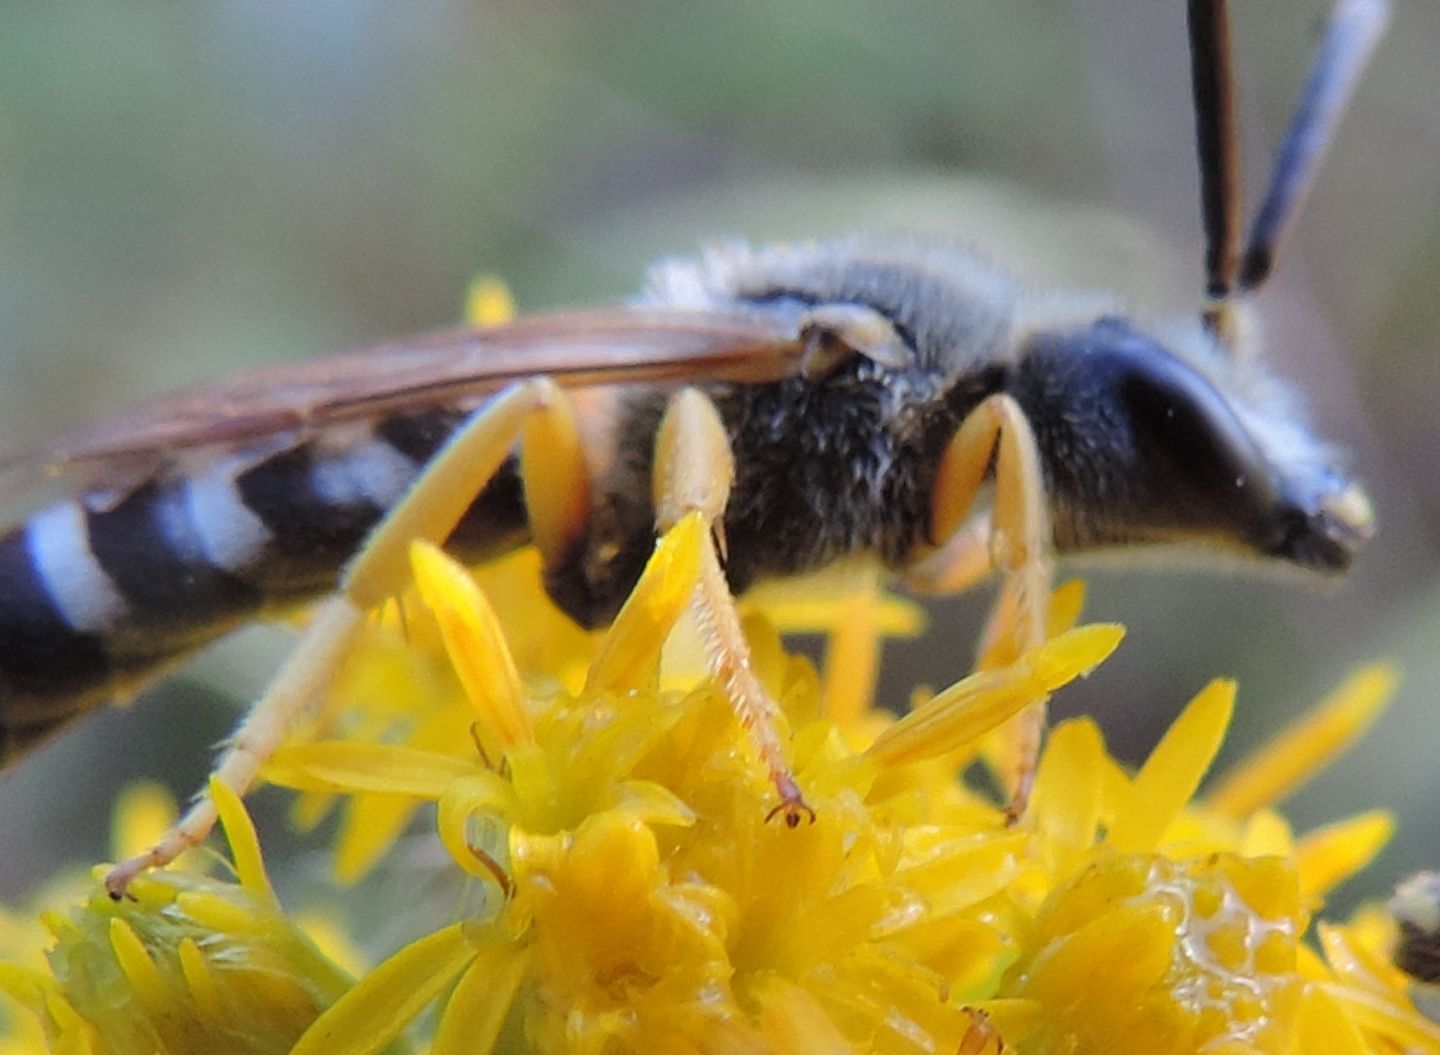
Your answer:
[334,794,425,885]
[106,918,168,1022]
[209,776,276,905]
[1296,985,1373,1055]
[266,742,475,798]
[1029,717,1104,863]
[291,923,479,1055]
[586,512,705,695]
[108,784,178,863]
[1295,810,1394,901]
[1108,678,1234,854]
[603,780,697,829]
[411,540,531,750]
[464,274,517,327]
[437,774,519,883]
[867,624,1123,767]
[430,939,530,1055]
[1207,664,1396,818]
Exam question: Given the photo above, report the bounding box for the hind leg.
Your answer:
[105,379,592,895]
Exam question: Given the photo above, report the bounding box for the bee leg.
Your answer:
[912,393,1054,816]
[104,379,583,896]
[797,303,914,380]
[957,1009,1005,1055]
[653,387,813,827]
[902,511,994,596]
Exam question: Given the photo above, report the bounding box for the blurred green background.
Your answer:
[0,1,1437,915]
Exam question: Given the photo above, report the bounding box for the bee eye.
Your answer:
[1012,319,1292,555]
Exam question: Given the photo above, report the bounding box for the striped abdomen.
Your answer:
[0,407,527,762]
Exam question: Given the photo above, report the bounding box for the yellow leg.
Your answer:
[653,388,811,826]
[903,511,993,596]
[105,379,592,896]
[916,393,1055,818]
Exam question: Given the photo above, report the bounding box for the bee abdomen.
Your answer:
[0,406,529,762]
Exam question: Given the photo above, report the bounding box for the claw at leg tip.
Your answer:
[765,774,817,828]
[104,856,149,901]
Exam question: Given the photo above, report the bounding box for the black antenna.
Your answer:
[1188,0,1242,303]
[1238,0,1389,291]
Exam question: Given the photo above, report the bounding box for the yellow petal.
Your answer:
[744,567,926,638]
[1324,981,1440,1051]
[1021,902,1175,1009]
[411,540,531,750]
[603,780,697,829]
[266,742,475,798]
[867,624,1123,767]
[819,564,884,726]
[175,891,268,936]
[108,783,178,862]
[437,774,518,883]
[333,794,424,885]
[464,274,517,327]
[1029,718,1104,862]
[587,512,704,694]
[431,939,530,1055]
[1207,664,1396,818]
[210,776,276,905]
[1316,921,1406,994]
[52,1028,96,1055]
[1047,578,1086,635]
[752,976,852,1054]
[291,923,480,1055]
[177,936,224,1020]
[0,965,44,1020]
[294,913,371,981]
[1107,678,1234,854]
[1238,809,1295,858]
[107,918,168,1020]
[1295,810,1394,901]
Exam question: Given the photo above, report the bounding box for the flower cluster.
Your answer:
[0,513,1430,1054]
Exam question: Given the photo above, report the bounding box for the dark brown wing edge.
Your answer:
[0,306,805,501]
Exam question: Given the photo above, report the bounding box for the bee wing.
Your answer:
[0,306,805,503]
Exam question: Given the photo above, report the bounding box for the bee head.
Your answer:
[1009,316,1373,572]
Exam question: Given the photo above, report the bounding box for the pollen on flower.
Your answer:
[0,522,1430,1055]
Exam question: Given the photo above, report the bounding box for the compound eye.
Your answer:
[1014,319,1293,555]
[1119,351,1277,513]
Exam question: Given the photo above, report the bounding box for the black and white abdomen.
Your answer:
[0,407,528,760]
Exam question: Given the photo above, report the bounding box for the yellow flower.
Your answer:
[0,781,357,1055]
[0,508,1428,1055]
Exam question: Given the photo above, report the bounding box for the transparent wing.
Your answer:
[0,306,805,504]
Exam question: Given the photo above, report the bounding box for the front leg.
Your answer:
[653,387,812,826]
[909,393,1056,817]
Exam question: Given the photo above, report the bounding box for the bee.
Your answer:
[1393,872,1440,988]
[0,0,1386,894]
